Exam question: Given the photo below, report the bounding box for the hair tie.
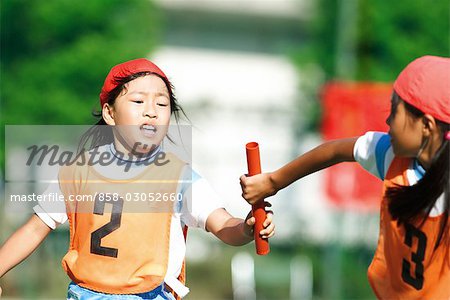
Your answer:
[446,131,450,141]
[444,131,450,141]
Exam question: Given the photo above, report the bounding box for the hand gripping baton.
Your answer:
[245,142,270,255]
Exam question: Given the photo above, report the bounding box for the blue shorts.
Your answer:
[67,282,176,300]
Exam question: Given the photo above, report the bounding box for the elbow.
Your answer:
[325,139,356,164]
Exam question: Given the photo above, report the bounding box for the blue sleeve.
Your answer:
[374,134,391,180]
[353,132,393,180]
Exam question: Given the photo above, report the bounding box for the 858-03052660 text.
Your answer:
[9,192,183,203]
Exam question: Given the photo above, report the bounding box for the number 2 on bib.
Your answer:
[90,195,124,258]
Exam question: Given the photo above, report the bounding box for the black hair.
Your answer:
[386,92,450,249]
[77,71,188,153]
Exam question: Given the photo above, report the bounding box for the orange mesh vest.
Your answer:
[368,157,450,299]
[59,153,186,295]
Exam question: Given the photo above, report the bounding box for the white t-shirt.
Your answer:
[33,144,223,297]
[353,131,444,216]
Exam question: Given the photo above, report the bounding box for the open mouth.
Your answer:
[140,124,157,137]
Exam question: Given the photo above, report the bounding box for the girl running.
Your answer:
[0,58,275,299]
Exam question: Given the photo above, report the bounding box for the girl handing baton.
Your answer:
[241,55,449,299]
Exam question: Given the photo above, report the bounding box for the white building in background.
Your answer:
[150,0,380,251]
[149,0,313,248]
[151,46,300,236]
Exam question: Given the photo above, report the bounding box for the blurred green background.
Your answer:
[1,0,449,299]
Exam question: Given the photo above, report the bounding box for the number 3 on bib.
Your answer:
[402,223,427,290]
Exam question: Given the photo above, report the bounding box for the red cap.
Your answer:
[99,58,169,107]
[393,55,450,124]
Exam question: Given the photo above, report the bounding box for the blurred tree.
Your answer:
[0,0,161,169]
[292,0,450,131]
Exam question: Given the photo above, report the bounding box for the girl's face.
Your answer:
[103,75,171,154]
[386,96,423,157]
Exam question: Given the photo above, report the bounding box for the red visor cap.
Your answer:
[99,58,170,107]
[393,55,450,124]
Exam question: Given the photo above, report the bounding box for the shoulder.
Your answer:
[354,132,389,154]
[353,131,394,180]
[177,165,203,194]
[159,152,189,170]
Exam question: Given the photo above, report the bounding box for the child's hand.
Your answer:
[244,204,275,239]
[240,172,277,205]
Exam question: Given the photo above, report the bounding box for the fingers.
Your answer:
[239,174,248,184]
[260,222,275,239]
[259,209,274,238]
[240,174,272,205]
[240,175,251,202]
[239,174,249,193]
[246,215,274,239]
[262,209,273,228]
[244,198,275,240]
[246,216,256,226]
[240,175,250,198]
[245,208,274,239]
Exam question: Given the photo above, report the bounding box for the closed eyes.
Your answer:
[131,99,168,107]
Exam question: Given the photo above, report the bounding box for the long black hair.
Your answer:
[77,71,188,153]
[386,93,450,249]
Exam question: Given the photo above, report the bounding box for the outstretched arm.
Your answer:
[241,138,358,204]
[0,214,51,277]
[206,208,274,246]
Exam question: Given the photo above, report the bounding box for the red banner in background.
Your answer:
[321,81,392,211]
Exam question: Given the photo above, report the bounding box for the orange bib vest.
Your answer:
[59,152,186,295]
[368,157,450,299]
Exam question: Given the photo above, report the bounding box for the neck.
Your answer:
[111,140,160,162]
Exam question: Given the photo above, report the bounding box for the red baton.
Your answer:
[245,142,270,255]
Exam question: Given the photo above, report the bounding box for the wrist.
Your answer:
[268,172,279,195]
